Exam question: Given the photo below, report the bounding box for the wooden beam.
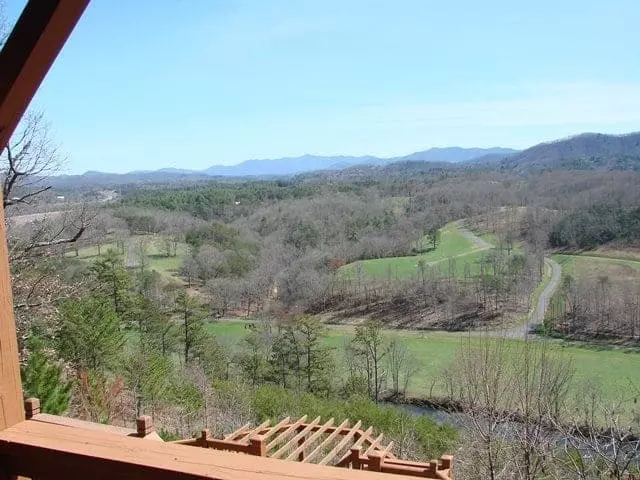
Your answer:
[270,417,321,459]
[0,0,90,152]
[224,423,251,441]
[265,415,307,452]
[254,416,290,441]
[0,187,22,430]
[377,441,394,458]
[302,419,349,464]
[0,0,88,434]
[364,433,384,456]
[318,420,361,466]
[238,420,270,442]
[30,413,134,436]
[285,418,334,462]
[351,427,374,450]
[335,426,373,466]
[0,420,421,480]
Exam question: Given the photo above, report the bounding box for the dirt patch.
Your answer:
[321,295,522,332]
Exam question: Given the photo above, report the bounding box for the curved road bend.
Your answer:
[456,222,562,339]
[457,222,493,250]
[504,257,562,338]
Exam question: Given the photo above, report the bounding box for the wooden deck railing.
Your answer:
[0,401,454,480]
[169,415,453,479]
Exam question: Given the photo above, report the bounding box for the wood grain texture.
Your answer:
[0,0,89,151]
[0,420,418,480]
[0,202,23,431]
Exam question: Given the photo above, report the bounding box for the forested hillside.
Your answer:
[6,130,640,479]
[499,132,640,173]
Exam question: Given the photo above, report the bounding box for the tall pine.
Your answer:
[22,337,72,414]
[174,291,206,365]
[90,249,130,317]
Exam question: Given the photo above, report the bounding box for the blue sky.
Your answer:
[5,0,640,174]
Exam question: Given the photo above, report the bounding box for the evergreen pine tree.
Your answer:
[90,249,130,317]
[21,337,72,415]
[174,291,206,365]
[57,296,125,372]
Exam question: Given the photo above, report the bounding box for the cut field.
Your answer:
[207,320,640,408]
[338,222,490,281]
[66,236,188,281]
[547,253,640,333]
[551,253,640,300]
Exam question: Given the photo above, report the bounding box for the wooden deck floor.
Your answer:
[0,417,425,480]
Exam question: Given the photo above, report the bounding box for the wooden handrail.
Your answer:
[0,420,429,480]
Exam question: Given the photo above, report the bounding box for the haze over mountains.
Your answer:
[55,132,640,188]
[144,147,518,177]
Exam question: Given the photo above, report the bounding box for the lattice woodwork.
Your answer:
[171,416,453,479]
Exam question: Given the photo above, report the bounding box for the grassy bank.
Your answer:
[338,222,485,281]
[209,320,640,407]
[66,235,188,280]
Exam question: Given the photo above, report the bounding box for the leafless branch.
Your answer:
[23,226,85,252]
[0,1,7,47]
[1,112,62,209]
[3,185,52,207]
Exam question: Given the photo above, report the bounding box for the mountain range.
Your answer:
[71,147,517,183]
[123,147,514,178]
[51,132,640,188]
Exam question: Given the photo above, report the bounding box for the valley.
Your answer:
[8,131,640,478]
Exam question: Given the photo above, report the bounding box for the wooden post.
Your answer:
[350,446,361,470]
[136,415,154,438]
[198,429,210,447]
[297,435,305,461]
[441,454,453,470]
[430,459,439,474]
[249,436,266,457]
[24,398,40,419]
[0,0,90,152]
[0,200,23,431]
[0,0,90,434]
[368,452,383,472]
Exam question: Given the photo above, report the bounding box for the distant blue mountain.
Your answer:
[67,146,520,186]
[202,148,518,176]
[203,154,382,176]
[397,147,518,163]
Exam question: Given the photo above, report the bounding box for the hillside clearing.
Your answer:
[338,221,488,280]
[207,320,640,408]
[66,235,188,280]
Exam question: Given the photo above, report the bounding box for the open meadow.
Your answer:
[65,235,189,281]
[338,221,496,281]
[207,319,640,408]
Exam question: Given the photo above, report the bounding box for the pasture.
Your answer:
[66,235,188,281]
[338,222,490,281]
[207,320,640,408]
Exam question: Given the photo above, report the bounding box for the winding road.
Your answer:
[505,258,562,338]
[457,222,562,339]
[457,223,493,250]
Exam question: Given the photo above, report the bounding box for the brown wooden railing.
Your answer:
[168,414,453,479]
[0,401,454,480]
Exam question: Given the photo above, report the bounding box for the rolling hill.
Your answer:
[499,132,640,173]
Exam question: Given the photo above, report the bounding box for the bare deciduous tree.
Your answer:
[2,113,61,208]
[555,382,640,480]
[0,0,8,47]
[386,337,419,397]
[445,335,574,480]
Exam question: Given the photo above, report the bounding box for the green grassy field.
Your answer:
[547,253,640,327]
[339,222,487,281]
[553,253,640,271]
[67,243,119,259]
[67,236,188,280]
[207,320,640,406]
